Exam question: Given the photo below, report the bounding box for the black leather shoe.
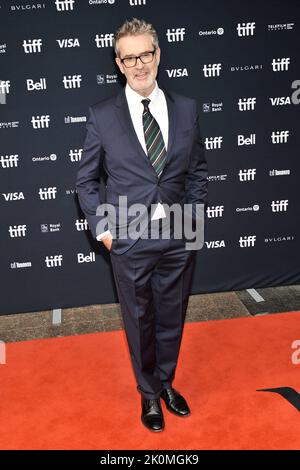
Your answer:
[160,387,191,417]
[141,397,164,432]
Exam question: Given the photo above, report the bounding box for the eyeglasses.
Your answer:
[120,49,156,68]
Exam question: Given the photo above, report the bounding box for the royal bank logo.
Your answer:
[272,58,290,72]
[95,33,114,48]
[23,39,43,53]
[41,223,61,233]
[203,64,221,77]
[202,102,223,113]
[55,0,75,11]
[96,73,118,84]
[166,28,186,42]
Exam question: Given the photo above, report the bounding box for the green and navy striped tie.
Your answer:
[142,98,167,178]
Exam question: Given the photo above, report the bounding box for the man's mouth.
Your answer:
[135,72,148,80]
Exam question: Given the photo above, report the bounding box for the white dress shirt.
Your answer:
[97,81,169,241]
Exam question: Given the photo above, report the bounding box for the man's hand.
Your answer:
[101,232,113,251]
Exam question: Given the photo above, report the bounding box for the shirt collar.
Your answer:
[125,81,160,108]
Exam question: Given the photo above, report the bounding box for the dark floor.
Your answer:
[0,284,299,343]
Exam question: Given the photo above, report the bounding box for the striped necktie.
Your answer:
[142,98,167,178]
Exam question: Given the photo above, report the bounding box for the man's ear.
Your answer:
[115,57,125,75]
[155,47,161,66]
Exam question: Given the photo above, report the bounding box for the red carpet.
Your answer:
[1,311,300,450]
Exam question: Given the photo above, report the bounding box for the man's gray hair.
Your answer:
[114,18,159,57]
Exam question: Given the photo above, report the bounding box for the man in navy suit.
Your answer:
[76,18,208,432]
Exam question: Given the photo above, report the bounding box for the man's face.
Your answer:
[115,33,160,97]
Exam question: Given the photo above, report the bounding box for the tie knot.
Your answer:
[141,98,150,110]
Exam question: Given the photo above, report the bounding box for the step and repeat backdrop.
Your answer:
[1,0,299,315]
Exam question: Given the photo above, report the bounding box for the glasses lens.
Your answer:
[140,52,154,64]
[123,57,136,68]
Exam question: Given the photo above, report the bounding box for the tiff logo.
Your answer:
[129,0,146,4]
[205,136,223,150]
[0,81,10,100]
[237,22,256,36]
[239,169,256,181]
[69,148,82,162]
[0,341,6,365]
[239,235,256,247]
[271,200,288,212]
[39,187,57,200]
[63,75,82,89]
[95,33,114,48]
[272,58,290,71]
[9,225,27,238]
[75,219,88,231]
[0,154,19,168]
[31,115,50,129]
[238,97,256,111]
[207,206,224,218]
[55,0,75,11]
[23,39,42,53]
[271,130,289,144]
[166,28,186,42]
[45,255,63,267]
[203,64,221,77]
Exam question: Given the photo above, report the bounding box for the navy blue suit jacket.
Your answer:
[76,87,208,254]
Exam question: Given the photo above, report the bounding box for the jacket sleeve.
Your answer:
[75,105,109,239]
[185,101,208,217]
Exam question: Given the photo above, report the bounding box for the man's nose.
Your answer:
[135,57,144,68]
